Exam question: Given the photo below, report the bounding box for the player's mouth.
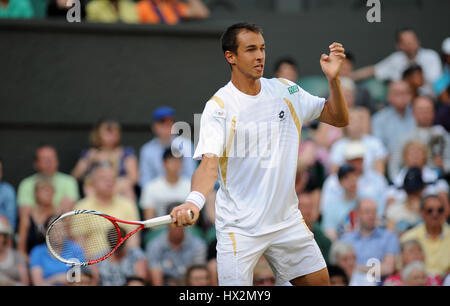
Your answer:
[254,64,264,73]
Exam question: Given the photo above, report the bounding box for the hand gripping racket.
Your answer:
[45,209,193,266]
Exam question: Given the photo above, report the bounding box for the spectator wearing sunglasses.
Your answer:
[401,194,450,277]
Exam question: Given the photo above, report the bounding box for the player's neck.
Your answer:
[231,73,261,96]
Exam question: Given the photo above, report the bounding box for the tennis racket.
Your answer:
[45,209,193,266]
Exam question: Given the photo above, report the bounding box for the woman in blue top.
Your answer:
[29,237,89,285]
[71,119,139,201]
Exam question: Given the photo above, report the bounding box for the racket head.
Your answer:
[46,210,143,266]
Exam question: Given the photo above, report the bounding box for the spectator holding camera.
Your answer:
[387,140,449,210]
[389,95,450,180]
[386,168,424,235]
[72,119,139,201]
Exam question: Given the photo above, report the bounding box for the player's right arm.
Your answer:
[170,153,219,227]
[170,98,226,227]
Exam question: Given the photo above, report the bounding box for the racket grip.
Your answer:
[143,215,173,228]
[142,210,194,228]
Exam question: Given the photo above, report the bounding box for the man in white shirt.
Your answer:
[352,28,442,96]
[140,148,191,220]
[170,23,349,286]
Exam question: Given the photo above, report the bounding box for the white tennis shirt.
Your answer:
[193,77,326,236]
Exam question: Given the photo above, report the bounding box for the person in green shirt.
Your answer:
[0,0,34,18]
[17,145,79,217]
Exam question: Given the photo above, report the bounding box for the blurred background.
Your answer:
[1,0,449,186]
[0,0,449,287]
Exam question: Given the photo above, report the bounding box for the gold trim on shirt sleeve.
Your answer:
[210,96,225,109]
[277,78,291,86]
[283,98,302,143]
[219,116,237,186]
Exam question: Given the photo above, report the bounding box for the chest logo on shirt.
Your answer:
[288,85,299,95]
[279,110,286,121]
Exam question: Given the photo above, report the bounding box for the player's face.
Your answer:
[231,30,265,80]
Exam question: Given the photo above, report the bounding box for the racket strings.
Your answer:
[47,213,120,264]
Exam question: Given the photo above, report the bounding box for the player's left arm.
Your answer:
[317,42,349,128]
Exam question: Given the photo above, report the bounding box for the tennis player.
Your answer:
[170,23,349,286]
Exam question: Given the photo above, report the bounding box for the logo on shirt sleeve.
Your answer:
[288,85,299,95]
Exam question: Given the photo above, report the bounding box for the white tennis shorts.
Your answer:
[216,219,327,286]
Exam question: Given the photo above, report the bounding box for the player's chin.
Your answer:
[252,70,264,79]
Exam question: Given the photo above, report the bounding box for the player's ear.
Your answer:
[224,50,236,66]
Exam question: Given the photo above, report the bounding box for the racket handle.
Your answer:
[142,210,194,228]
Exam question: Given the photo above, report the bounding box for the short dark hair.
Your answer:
[337,164,356,181]
[402,64,423,79]
[162,147,182,161]
[221,22,263,54]
[34,144,57,162]
[327,265,349,285]
[345,51,355,63]
[420,194,443,210]
[124,276,148,286]
[185,264,209,285]
[274,57,298,73]
[396,27,416,42]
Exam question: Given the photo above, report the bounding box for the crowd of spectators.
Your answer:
[0,26,449,286]
[0,0,210,24]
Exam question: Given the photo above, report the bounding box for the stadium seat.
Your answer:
[359,77,388,104]
[298,75,330,97]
